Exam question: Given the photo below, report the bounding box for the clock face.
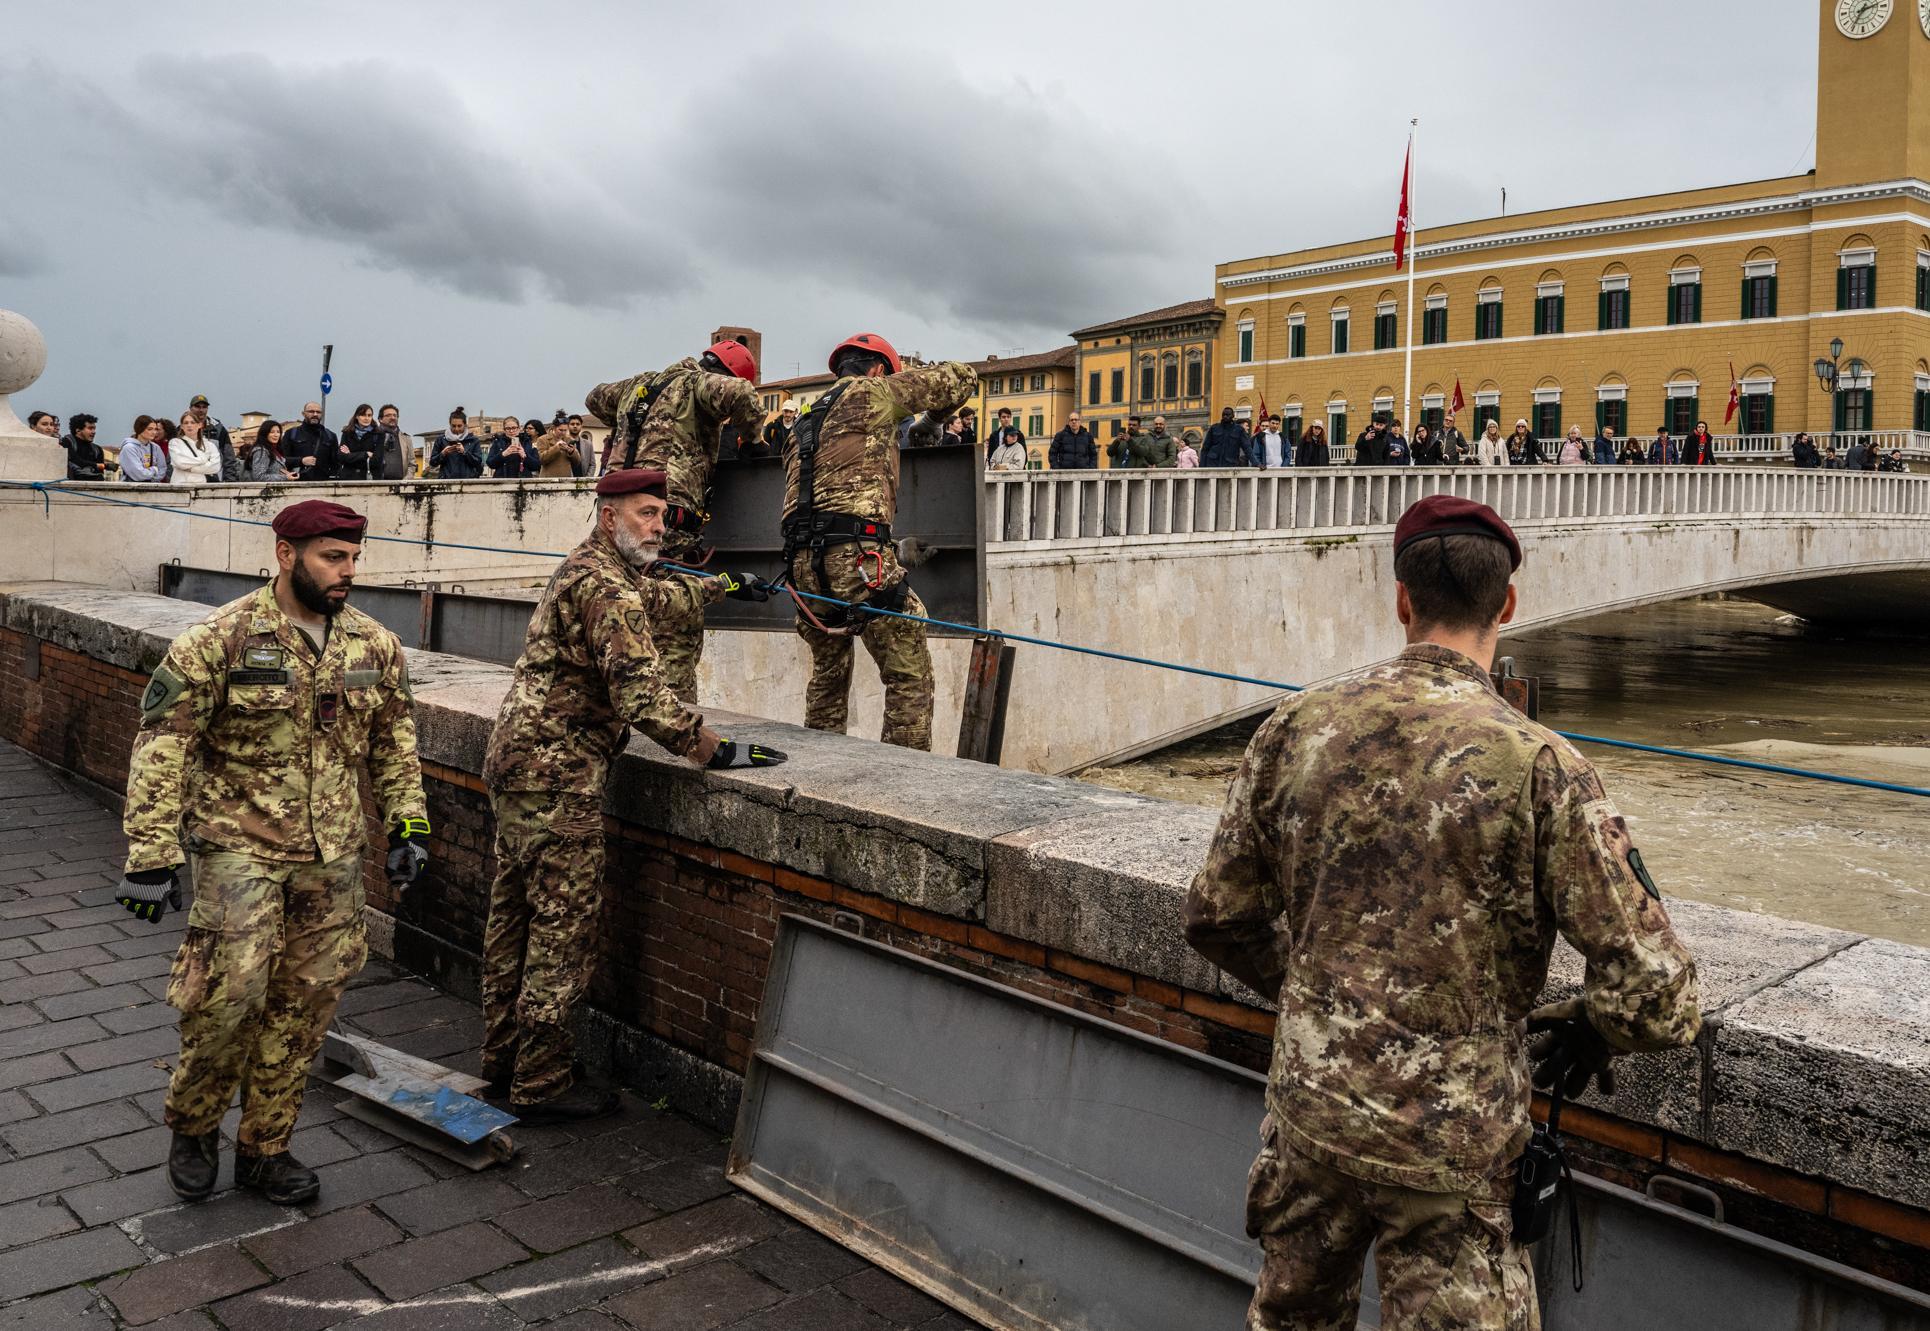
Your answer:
[1921,0,1929,36]
[1836,0,1894,38]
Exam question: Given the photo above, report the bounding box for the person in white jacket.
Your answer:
[169,412,223,485]
[1475,420,1510,466]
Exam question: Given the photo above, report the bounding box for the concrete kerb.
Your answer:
[10,581,1930,1215]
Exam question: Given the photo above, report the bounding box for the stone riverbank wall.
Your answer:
[1,580,1927,1291]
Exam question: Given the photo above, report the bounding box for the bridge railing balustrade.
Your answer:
[986,465,1928,545]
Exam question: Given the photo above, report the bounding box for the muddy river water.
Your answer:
[1081,598,1930,947]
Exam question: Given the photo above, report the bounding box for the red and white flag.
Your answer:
[1393,140,1413,271]
[1724,360,1740,426]
[1450,377,1466,417]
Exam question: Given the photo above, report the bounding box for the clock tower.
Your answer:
[1814,0,1930,189]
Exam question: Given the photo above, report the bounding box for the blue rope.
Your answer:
[7,479,1926,799]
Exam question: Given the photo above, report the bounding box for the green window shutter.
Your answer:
[1666,287,1677,325]
[1692,284,1702,323]
[1868,265,1877,308]
[1598,290,1608,329]
[1595,399,1605,432]
[1764,393,1774,434]
[1833,391,1844,432]
[1768,275,1778,318]
[1741,280,1751,320]
[1556,294,1566,333]
[1837,268,1849,310]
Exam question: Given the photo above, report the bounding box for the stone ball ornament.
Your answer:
[0,309,48,399]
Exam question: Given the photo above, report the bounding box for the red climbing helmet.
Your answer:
[704,340,758,382]
[828,333,902,376]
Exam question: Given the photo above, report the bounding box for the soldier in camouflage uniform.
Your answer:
[1185,495,1700,1331]
[583,339,762,703]
[481,467,785,1123]
[781,333,976,750]
[114,500,429,1206]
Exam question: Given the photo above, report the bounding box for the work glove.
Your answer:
[895,537,935,569]
[906,412,946,449]
[1527,997,1617,1100]
[706,739,790,769]
[713,571,772,603]
[386,819,431,888]
[116,868,183,924]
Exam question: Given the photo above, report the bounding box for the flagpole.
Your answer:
[1402,119,1418,451]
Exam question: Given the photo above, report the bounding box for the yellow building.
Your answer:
[968,346,1078,456]
[1073,300,1225,447]
[1214,1,1930,449]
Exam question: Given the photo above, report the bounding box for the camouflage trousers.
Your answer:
[790,543,934,750]
[1245,1118,1536,1331]
[647,529,708,705]
[163,848,367,1155]
[480,791,604,1104]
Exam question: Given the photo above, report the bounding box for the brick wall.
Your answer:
[3,618,1926,1287]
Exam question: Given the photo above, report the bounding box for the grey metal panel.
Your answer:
[730,917,1930,1331]
[728,916,1278,1331]
[702,446,984,633]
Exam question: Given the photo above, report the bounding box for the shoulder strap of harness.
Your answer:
[620,368,684,468]
[787,380,852,531]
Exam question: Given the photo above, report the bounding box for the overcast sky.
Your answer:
[3,0,1821,438]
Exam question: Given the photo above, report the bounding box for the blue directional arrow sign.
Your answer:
[320,372,334,396]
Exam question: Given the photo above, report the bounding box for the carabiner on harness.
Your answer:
[855,547,886,591]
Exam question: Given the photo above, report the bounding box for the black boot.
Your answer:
[235,1150,320,1205]
[167,1130,219,1201]
[512,1081,620,1125]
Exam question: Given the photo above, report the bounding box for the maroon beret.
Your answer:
[271,499,366,543]
[595,467,669,498]
[1393,495,1521,570]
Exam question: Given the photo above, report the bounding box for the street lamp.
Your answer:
[1813,337,1854,443]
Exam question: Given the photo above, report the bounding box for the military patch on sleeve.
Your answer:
[625,609,647,633]
[1627,847,1662,901]
[140,663,188,724]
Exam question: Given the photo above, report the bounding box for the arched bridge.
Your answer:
[979,467,1930,772]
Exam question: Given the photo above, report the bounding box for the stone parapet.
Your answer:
[2,579,1926,1283]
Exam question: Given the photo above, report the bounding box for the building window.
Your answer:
[1030,374,1046,391]
[1838,251,1876,310]
[1331,313,1350,355]
[1110,368,1124,403]
[1596,398,1626,436]
[1473,395,1500,436]
[1599,279,1630,331]
[1088,371,1101,405]
[1667,273,1702,325]
[1667,392,1699,436]
[1328,406,1347,443]
[1237,322,1254,363]
[1139,359,1155,400]
[1917,254,1930,312]
[1742,273,1777,319]
[1533,399,1561,439]
[1289,321,1307,358]
[1741,392,1774,435]
[1835,387,1872,432]
[1475,291,1502,340]
[1185,356,1203,398]
[1421,406,1444,436]
[1915,377,1930,431]
[1028,413,1044,437]
[1283,413,1303,446]
[1373,307,1397,350]
[1422,296,1447,345]
[1162,356,1179,399]
[1535,293,1564,335]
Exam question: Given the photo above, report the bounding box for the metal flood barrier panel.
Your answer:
[702,445,985,632]
[730,917,1930,1331]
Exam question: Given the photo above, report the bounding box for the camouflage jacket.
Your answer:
[584,358,761,512]
[124,585,426,873]
[483,527,723,793]
[1184,643,1699,1193]
[782,362,978,525]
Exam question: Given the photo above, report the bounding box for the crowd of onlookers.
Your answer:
[24,394,1910,482]
[25,396,601,484]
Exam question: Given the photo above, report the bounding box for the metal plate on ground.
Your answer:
[727,915,1271,1331]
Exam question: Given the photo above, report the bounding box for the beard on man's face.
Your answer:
[291,557,351,617]
[610,523,659,570]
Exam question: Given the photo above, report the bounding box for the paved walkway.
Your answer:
[0,741,978,1330]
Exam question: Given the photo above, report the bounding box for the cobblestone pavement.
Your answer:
[0,742,980,1330]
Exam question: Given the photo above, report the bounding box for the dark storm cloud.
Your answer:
[18,59,687,308]
[660,50,1186,333]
